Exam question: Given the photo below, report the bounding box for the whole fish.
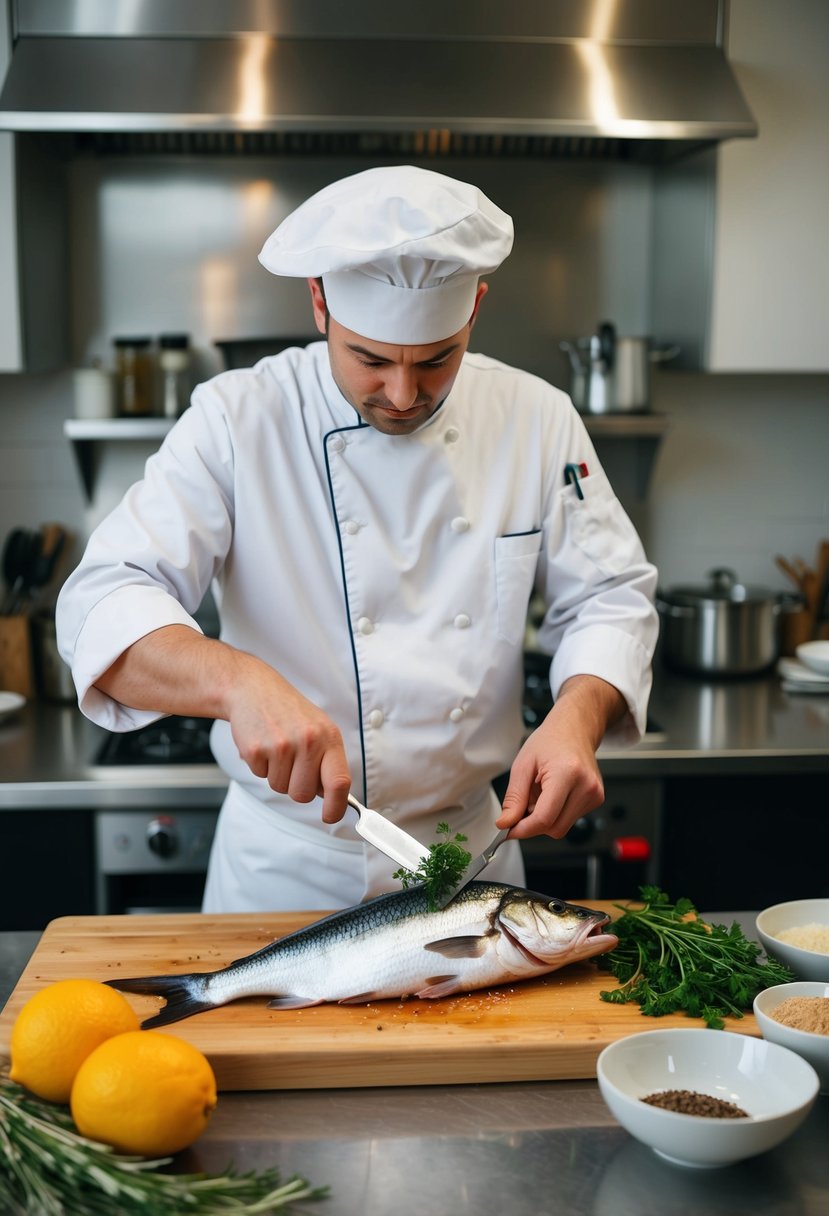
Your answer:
[107,882,618,1027]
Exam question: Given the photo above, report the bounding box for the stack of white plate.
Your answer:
[778,641,829,693]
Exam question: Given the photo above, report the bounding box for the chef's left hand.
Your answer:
[496,674,627,839]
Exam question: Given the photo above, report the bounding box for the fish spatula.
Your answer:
[347,793,431,872]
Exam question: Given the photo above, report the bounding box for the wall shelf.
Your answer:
[63,412,669,502]
[64,417,175,499]
[582,412,669,498]
[581,413,669,439]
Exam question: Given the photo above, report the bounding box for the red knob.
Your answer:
[611,836,651,863]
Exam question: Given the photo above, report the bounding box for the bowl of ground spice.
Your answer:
[754,981,829,1093]
[756,899,829,981]
[596,1028,818,1168]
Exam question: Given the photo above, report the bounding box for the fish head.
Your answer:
[496,889,618,972]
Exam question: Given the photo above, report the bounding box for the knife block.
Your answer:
[0,614,35,697]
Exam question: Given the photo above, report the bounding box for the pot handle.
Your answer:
[649,345,680,364]
[655,595,695,619]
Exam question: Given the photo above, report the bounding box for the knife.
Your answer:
[432,825,511,909]
[347,793,431,873]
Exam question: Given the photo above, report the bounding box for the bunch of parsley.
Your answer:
[598,886,795,1029]
[393,822,471,912]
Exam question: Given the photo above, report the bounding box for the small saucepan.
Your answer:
[657,568,800,676]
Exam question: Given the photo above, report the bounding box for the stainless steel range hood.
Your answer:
[0,1,757,158]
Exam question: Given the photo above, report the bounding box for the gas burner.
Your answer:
[95,716,215,766]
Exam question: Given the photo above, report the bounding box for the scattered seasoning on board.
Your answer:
[770,996,829,1035]
[641,1089,749,1118]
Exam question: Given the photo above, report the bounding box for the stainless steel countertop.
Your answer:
[0,666,827,810]
[2,921,828,1216]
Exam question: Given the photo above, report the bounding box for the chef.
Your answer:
[57,165,658,913]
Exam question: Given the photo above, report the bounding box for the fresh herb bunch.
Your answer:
[0,1072,326,1216]
[393,822,472,912]
[598,885,795,1029]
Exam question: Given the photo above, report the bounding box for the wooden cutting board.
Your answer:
[0,904,760,1091]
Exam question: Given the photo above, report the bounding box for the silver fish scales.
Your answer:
[107,882,617,1027]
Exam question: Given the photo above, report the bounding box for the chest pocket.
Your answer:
[494,531,542,645]
[562,469,639,578]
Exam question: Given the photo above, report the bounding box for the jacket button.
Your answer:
[451,516,470,533]
[449,706,465,722]
[343,519,360,535]
[368,709,384,729]
[357,616,375,635]
[329,435,346,453]
[453,613,471,629]
[444,427,460,444]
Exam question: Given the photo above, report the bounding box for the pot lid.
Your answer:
[665,568,777,605]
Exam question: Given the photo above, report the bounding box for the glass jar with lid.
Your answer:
[113,336,155,416]
[158,333,191,419]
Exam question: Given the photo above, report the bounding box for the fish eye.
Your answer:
[548,900,565,913]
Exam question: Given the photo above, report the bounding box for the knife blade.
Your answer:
[347,793,431,873]
[432,825,511,909]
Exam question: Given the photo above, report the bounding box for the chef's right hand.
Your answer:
[225,661,352,824]
[96,626,352,824]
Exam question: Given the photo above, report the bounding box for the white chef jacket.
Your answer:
[57,341,658,912]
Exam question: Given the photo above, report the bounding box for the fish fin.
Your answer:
[423,934,489,959]
[106,975,214,1028]
[417,975,462,998]
[337,992,385,1005]
[266,995,326,1010]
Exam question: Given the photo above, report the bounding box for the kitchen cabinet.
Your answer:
[659,774,829,910]
[651,0,829,372]
[0,133,69,373]
[0,811,95,930]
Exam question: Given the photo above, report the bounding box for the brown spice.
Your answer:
[770,995,829,1035]
[641,1089,749,1118]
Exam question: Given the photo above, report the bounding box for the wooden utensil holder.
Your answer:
[0,615,35,697]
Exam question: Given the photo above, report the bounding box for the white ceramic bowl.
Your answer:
[756,900,829,981]
[797,640,829,675]
[754,982,829,1093]
[596,1028,818,1168]
[0,690,25,724]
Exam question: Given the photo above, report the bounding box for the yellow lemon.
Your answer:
[70,1030,218,1157]
[9,978,140,1104]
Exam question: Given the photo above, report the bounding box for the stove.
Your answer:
[95,715,215,765]
[93,715,220,914]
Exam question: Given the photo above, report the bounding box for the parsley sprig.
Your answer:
[393,822,472,912]
[598,885,795,1029]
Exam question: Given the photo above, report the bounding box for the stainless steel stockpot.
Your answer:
[657,568,795,676]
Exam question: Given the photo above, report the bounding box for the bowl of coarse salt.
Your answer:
[596,1028,818,1169]
[754,982,829,1093]
[756,899,829,982]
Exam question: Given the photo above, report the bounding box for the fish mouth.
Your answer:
[503,915,616,965]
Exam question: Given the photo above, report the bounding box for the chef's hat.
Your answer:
[258,165,514,344]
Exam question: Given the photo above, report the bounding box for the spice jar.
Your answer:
[113,336,155,416]
[159,333,192,419]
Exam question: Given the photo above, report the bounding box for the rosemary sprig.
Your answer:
[393,821,472,911]
[0,1072,327,1215]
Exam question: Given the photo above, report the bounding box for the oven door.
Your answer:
[94,809,219,914]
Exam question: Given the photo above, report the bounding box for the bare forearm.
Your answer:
[95,625,259,721]
[497,673,628,839]
[552,674,628,748]
[95,625,353,822]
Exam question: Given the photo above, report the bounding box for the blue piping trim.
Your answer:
[323,419,369,801]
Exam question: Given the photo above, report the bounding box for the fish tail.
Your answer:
[106,973,215,1028]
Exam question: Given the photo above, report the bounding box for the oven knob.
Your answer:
[566,816,594,844]
[147,816,178,859]
[611,836,651,862]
